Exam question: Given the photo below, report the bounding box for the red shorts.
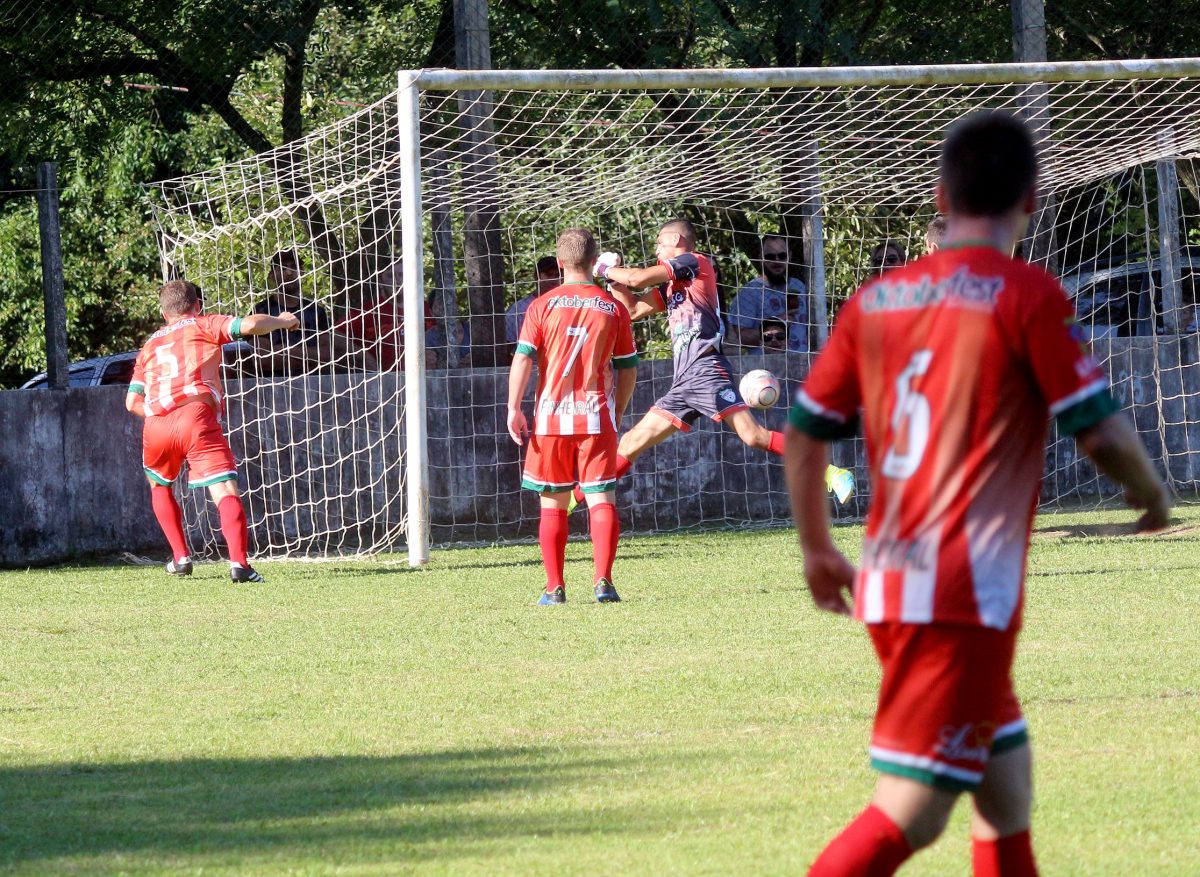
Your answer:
[142,403,238,489]
[867,622,1026,792]
[521,432,620,494]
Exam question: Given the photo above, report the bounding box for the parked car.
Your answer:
[20,342,253,389]
[1061,249,1200,338]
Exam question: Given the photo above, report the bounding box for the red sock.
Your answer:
[807,805,912,877]
[217,495,249,567]
[588,502,619,583]
[767,430,785,455]
[573,454,633,504]
[973,830,1038,877]
[539,508,569,590]
[150,485,189,562]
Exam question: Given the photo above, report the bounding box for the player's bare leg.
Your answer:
[872,774,959,850]
[569,411,677,511]
[148,478,191,575]
[807,774,956,876]
[617,409,680,463]
[725,408,855,500]
[971,745,1039,876]
[206,479,263,583]
[724,407,777,452]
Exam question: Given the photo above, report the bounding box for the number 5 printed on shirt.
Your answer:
[154,342,180,406]
[882,349,933,480]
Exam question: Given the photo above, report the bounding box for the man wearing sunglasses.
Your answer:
[728,235,810,353]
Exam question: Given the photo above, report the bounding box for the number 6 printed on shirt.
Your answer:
[881,349,933,480]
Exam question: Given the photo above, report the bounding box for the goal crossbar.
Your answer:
[412,58,1200,93]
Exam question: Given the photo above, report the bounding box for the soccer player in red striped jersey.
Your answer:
[126,280,299,583]
[786,112,1169,877]
[508,228,639,604]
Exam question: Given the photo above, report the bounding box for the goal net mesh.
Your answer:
[147,67,1200,557]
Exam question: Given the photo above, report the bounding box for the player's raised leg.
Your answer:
[726,405,854,499]
[568,409,676,511]
[724,407,782,453]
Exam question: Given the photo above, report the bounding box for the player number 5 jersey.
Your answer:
[516,282,638,436]
[130,314,242,416]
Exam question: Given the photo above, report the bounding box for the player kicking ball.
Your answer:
[507,228,639,605]
[785,111,1169,876]
[126,279,300,583]
[569,218,851,512]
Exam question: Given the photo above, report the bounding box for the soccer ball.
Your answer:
[740,369,781,409]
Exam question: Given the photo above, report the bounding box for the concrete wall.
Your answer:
[3,340,1198,567]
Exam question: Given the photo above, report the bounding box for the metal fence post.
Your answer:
[36,161,68,389]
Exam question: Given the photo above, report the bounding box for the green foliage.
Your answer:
[1,1,1192,384]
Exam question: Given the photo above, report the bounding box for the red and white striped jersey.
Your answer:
[516,282,639,436]
[790,245,1118,631]
[130,314,241,416]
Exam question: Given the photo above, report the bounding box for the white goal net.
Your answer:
[147,60,1200,562]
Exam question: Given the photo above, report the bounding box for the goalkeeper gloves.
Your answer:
[593,251,621,280]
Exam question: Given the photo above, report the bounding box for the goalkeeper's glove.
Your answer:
[593,251,622,280]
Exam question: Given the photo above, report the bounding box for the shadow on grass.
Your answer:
[0,747,691,869]
[1031,517,1197,540]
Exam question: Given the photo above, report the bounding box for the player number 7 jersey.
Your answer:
[515,282,638,436]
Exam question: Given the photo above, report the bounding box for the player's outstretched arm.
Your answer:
[605,263,670,291]
[607,281,664,321]
[1075,413,1171,532]
[240,311,301,335]
[506,352,534,445]
[784,424,856,615]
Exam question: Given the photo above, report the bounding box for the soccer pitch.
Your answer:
[1,507,1197,876]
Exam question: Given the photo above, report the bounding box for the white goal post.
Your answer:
[150,59,1200,565]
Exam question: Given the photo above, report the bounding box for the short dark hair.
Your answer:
[159,279,201,316]
[660,219,696,246]
[270,249,300,272]
[926,213,948,243]
[940,111,1037,217]
[536,255,559,276]
[760,234,790,258]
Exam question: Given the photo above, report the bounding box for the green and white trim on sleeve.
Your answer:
[515,341,537,358]
[1050,378,1120,435]
[612,351,639,369]
[788,389,859,440]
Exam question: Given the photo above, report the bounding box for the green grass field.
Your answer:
[2,506,1198,876]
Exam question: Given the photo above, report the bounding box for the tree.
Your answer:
[0,0,448,386]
